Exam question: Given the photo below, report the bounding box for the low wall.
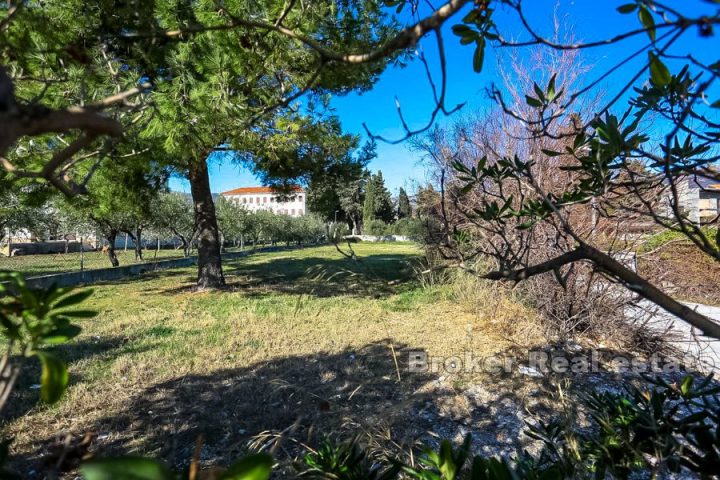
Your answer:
[344,235,413,242]
[13,246,292,291]
[1,241,93,256]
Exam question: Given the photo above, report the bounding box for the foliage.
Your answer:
[0,189,56,243]
[404,0,720,338]
[216,200,325,248]
[337,175,369,235]
[397,188,412,219]
[80,452,272,480]
[388,218,426,238]
[0,272,94,408]
[152,192,196,256]
[305,141,375,224]
[365,219,388,236]
[363,171,394,227]
[300,438,400,480]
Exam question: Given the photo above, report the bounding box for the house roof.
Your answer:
[220,185,303,196]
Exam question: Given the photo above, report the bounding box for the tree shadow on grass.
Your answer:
[86,250,421,299]
[219,253,421,299]
[9,341,437,476]
[2,335,152,425]
[12,339,709,478]
[9,340,555,478]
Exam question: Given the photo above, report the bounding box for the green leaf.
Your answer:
[52,289,94,310]
[34,351,68,404]
[649,52,671,87]
[220,453,273,480]
[680,375,694,396]
[617,3,637,13]
[451,24,473,37]
[525,95,543,108]
[533,82,545,102]
[81,457,173,480]
[546,73,557,101]
[541,149,562,157]
[473,37,485,73]
[638,5,656,42]
[43,325,82,344]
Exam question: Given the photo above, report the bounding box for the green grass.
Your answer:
[0,248,190,277]
[637,227,719,253]
[0,245,261,277]
[3,241,535,473]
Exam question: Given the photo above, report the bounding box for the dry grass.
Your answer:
[2,243,570,477]
[638,243,720,306]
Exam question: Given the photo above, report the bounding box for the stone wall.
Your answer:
[4,246,294,291]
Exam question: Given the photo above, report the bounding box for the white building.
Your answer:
[220,186,306,217]
[668,174,720,223]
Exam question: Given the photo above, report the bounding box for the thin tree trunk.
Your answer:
[106,231,119,267]
[174,229,190,257]
[134,226,143,261]
[188,158,225,288]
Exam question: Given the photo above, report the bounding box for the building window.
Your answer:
[298,195,303,201]
[249,197,253,204]
[243,198,247,204]
[256,197,260,204]
[263,196,267,203]
[298,210,303,216]
[291,209,295,215]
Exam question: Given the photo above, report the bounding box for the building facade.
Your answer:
[671,174,720,223]
[220,186,306,217]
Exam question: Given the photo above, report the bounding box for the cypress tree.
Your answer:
[398,188,411,219]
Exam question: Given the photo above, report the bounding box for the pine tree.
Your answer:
[397,187,411,219]
[372,171,395,223]
[4,0,399,289]
[362,176,377,228]
[362,171,394,229]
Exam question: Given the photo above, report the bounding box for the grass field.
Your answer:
[0,248,190,277]
[3,242,551,477]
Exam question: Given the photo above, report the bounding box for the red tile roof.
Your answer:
[220,185,303,196]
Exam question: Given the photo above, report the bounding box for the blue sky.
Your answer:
[169,1,717,196]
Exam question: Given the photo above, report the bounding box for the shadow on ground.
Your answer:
[7,340,552,478]
[131,252,421,298]
[2,336,151,425]
[223,253,420,298]
[10,339,712,478]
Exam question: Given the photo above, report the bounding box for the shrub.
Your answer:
[389,217,425,237]
[365,219,388,236]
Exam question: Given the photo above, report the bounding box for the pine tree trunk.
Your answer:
[188,159,225,288]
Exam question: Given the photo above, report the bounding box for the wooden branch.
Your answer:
[123,0,472,65]
[481,243,720,340]
[480,248,586,282]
